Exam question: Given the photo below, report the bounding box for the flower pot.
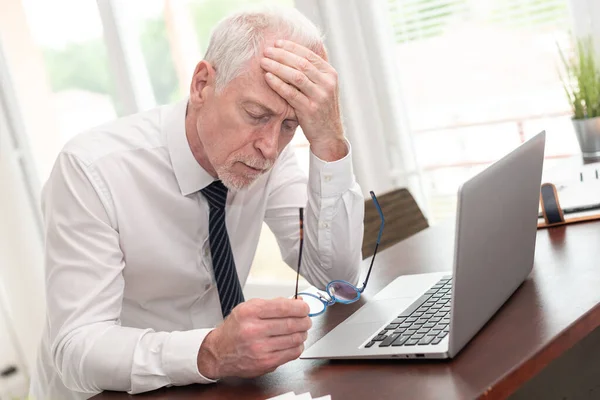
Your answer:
[573,117,600,162]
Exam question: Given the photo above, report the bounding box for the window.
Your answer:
[13,0,308,291]
[386,0,578,221]
[22,0,119,147]
[10,0,119,182]
[133,0,182,106]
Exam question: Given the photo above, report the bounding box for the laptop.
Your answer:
[301,130,546,360]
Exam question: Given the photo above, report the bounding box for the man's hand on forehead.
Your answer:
[260,39,347,162]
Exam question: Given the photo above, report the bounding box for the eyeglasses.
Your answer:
[294,191,385,317]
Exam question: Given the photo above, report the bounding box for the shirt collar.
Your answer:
[164,98,215,196]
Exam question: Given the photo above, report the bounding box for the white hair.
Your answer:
[203,5,324,91]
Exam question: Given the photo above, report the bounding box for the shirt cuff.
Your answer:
[308,139,355,198]
[162,329,217,385]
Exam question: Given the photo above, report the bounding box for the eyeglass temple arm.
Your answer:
[359,191,384,291]
[294,207,304,299]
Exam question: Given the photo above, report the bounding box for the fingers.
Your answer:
[270,344,305,367]
[263,47,324,85]
[257,297,310,319]
[273,40,330,73]
[264,72,310,110]
[250,344,305,376]
[261,316,312,336]
[261,40,336,111]
[261,56,321,98]
[206,299,309,379]
[267,331,309,352]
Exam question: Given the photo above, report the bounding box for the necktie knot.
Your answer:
[201,181,228,210]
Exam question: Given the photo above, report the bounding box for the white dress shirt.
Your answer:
[29,99,364,399]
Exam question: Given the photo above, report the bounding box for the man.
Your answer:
[30,5,364,399]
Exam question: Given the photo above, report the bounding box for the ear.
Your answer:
[189,60,216,109]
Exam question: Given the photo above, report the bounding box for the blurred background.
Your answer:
[0,0,597,397]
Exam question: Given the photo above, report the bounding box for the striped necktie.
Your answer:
[200,180,245,318]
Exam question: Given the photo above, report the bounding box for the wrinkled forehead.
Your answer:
[226,55,295,118]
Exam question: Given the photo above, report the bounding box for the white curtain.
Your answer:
[295,0,426,209]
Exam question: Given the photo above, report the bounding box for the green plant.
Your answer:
[558,36,600,119]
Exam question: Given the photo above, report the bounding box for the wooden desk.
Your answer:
[94,220,600,400]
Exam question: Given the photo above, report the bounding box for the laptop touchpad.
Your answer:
[345,297,413,325]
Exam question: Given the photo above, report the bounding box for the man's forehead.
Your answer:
[234,59,295,116]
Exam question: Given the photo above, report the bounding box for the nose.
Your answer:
[254,125,279,161]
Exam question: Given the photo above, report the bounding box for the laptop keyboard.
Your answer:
[364,276,453,348]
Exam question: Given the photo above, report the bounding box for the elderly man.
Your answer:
[30,5,364,399]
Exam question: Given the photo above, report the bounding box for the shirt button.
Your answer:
[324,175,332,182]
[321,222,329,229]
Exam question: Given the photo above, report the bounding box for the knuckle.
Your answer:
[230,308,244,323]
[239,323,251,336]
[288,334,298,347]
[286,318,295,332]
[244,299,263,316]
[289,333,299,347]
[249,297,263,305]
[250,298,265,310]
[235,307,249,319]
[298,59,311,72]
[240,322,259,337]
[307,53,319,64]
[293,72,306,86]
[234,303,251,318]
[294,332,307,345]
[249,342,264,356]
[303,317,312,330]
[288,88,300,102]
[275,298,288,314]
[324,73,337,86]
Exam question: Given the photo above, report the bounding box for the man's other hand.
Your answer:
[197,297,311,379]
[260,40,347,162]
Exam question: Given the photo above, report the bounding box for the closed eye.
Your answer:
[282,119,299,133]
[246,111,270,123]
